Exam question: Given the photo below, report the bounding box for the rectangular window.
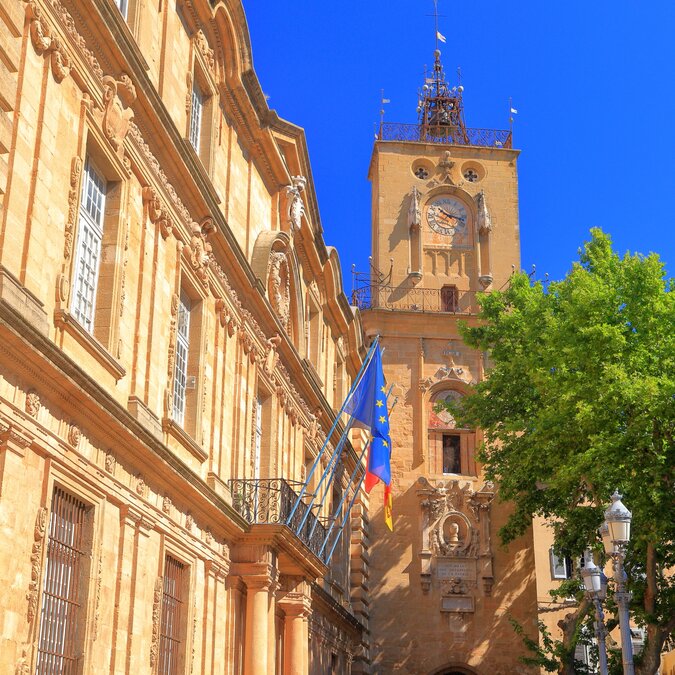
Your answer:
[159,555,186,675]
[71,159,106,333]
[36,487,91,674]
[189,84,203,152]
[114,0,128,19]
[173,290,191,426]
[442,434,461,474]
[550,548,571,579]
[441,285,459,312]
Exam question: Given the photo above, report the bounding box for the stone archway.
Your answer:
[430,667,478,675]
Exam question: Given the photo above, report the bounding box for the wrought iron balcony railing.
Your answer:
[379,122,512,149]
[229,477,328,560]
[351,284,478,314]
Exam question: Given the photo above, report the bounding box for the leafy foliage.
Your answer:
[447,230,675,670]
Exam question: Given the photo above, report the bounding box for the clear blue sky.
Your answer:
[246,1,675,290]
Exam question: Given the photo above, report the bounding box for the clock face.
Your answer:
[426,196,468,237]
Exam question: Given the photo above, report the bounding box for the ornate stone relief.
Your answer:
[101,74,136,154]
[63,155,82,261]
[25,390,41,418]
[428,150,455,187]
[92,551,103,640]
[419,363,474,391]
[284,176,307,231]
[150,576,162,668]
[417,477,495,607]
[136,475,147,497]
[104,450,116,474]
[263,335,282,375]
[187,222,212,290]
[142,185,173,237]
[67,423,81,447]
[25,3,72,82]
[408,186,421,231]
[268,250,291,332]
[215,298,238,337]
[27,506,48,625]
[162,495,172,515]
[194,30,215,73]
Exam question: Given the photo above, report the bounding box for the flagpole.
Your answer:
[285,336,380,526]
[323,393,399,562]
[319,385,395,553]
[509,96,514,137]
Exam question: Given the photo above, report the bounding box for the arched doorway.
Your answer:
[430,666,478,675]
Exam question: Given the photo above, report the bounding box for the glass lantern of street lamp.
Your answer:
[604,491,632,546]
[581,559,602,594]
[599,521,614,556]
[598,571,608,601]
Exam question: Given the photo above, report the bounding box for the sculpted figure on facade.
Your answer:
[408,186,422,231]
[476,190,492,234]
[284,175,307,231]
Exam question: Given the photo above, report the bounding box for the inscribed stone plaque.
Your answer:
[441,595,474,613]
[436,558,476,581]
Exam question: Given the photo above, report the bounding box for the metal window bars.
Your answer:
[36,488,89,675]
[159,556,186,675]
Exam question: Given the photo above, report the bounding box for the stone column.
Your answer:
[278,578,311,675]
[242,574,272,675]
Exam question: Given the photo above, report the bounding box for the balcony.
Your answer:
[228,477,328,560]
[351,284,477,314]
[378,122,512,149]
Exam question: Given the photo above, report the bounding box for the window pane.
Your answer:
[71,160,106,332]
[189,85,203,152]
[172,291,191,425]
[442,434,461,474]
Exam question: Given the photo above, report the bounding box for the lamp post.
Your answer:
[603,491,634,675]
[581,559,609,675]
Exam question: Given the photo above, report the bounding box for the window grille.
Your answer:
[172,290,191,425]
[159,556,186,675]
[189,84,203,152]
[71,160,106,333]
[36,487,90,675]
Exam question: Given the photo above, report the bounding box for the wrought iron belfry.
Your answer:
[417,48,468,145]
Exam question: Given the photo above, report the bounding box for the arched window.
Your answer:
[428,389,477,476]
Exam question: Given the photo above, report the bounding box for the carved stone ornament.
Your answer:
[67,423,81,447]
[162,495,172,515]
[136,475,147,497]
[167,292,179,385]
[419,364,473,392]
[27,506,48,625]
[143,186,173,239]
[417,477,495,604]
[26,3,72,82]
[285,176,307,231]
[15,649,29,675]
[104,451,116,474]
[476,190,492,234]
[437,150,455,182]
[408,186,422,231]
[194,30,215,73]
[25,390,41,418]
[215,298,238,337]
[264,334,282,375]
[150,576,162,667]
[268,250,291,332]
[185,513,194,531]
[188,222,212,290]
[102,74,137,153]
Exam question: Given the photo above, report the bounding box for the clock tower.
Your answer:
[356,47,539,674]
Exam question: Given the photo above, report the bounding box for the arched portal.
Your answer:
[430,666,479,675]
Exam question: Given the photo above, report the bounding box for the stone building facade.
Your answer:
[356,52,540,674]
[0,0,370,673]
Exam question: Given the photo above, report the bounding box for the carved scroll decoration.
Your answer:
[150,576,163,667]
[27,506,48,625]
[101,74,136,154]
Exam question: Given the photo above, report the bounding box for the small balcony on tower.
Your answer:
[378,122,511,149]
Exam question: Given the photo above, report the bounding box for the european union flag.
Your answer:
[344,345,391,486]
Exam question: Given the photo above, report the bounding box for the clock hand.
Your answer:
[439,208,465,222]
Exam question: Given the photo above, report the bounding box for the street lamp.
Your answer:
[603,491,634,675]
[581,559,609,675]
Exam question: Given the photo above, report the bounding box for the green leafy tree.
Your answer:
[449,230,675,674]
